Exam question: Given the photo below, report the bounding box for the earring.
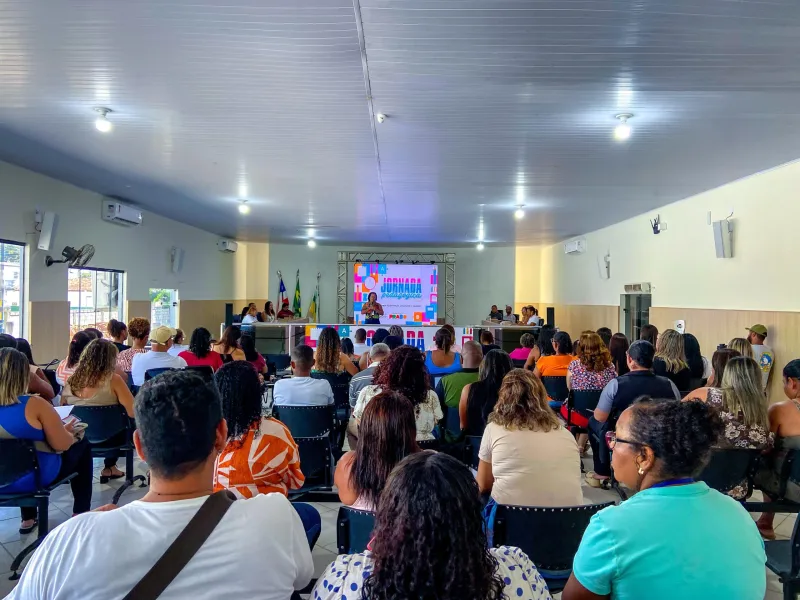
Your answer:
[637,467,645,475]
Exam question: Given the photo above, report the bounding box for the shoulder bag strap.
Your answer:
[122,489,237,600]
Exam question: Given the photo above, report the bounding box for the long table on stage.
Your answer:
[229,321,543,354]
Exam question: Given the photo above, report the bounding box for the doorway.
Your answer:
[620,293,652,341]
[150,288,179,329]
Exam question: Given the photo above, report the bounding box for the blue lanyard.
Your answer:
[650,478,695,489]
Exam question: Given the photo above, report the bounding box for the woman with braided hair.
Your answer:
[562,399,766,600]
[353,345,443,441]
[314,451,552,600]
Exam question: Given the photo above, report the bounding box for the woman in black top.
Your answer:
[459,349,514,436]
[652,328,692,391]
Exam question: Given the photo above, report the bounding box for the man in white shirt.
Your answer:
[352,328,369,357]
[131,326,188,385]
[502,305,518,323]
[273,344,334,407]
[747,324,775,391]
[8,370,313,600]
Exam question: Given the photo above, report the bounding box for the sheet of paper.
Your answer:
[55,405,73,420]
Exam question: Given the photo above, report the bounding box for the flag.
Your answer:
[307,284,318,322]
[292,270,302,317]
[277,274,287,309]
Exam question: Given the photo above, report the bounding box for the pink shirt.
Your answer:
[509,347,532,360]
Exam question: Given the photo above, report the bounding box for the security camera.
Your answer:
[376,113,386,124]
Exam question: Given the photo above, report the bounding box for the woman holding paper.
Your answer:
[361,291,385,325]
[62,339,135,483]
[0,347,93,534]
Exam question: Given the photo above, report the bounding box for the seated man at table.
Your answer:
[276,299,296,319]
[8,370,313,599]
[585,340,680,488]
[273,344,334,407]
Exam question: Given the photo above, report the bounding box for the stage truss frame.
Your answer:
[337,251,456,325]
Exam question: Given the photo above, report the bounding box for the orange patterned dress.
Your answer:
[213,417,305,498]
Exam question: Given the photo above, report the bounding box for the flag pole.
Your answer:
[316,271,321,323]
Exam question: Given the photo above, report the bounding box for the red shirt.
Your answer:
[179,350,224,372]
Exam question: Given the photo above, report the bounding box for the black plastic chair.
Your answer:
[70,405,147,504]
[42,368,61,398]
[265,353,291,373]
[337,506,376,554]
[765,516,800,600]
[310,373,352,450]
[0,439,77,579]
[445,406,461,436]
[464,435,482,470]
[273,404,335,438]
[418,438,440,451]
[697,447,762,497]
[747,449,800,514]
[687,377,707,391]
[185,365,214,381]
[144,367,180,381]
[564,390,602,429]
[493,502,614,593]
[542,376,569,404]
[512,359,527,369]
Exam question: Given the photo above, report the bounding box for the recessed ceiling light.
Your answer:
[307,239,317,248]
[614,113,633,141]
[238,201,250,215]
[94,107,113,133]
[515,206,525,220]
[476,242,485,251]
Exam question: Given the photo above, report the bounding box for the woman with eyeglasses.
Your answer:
[562,399,766,600]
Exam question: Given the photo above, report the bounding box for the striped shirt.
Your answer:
[214,417,305,498]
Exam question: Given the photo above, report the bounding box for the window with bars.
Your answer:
[0,240,24,337]
[68,267,125,337]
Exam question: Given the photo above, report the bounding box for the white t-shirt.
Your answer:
[479,422,583,507]
[242,314,258,324]
[353,342,369,356]
[273,376,334,406]
[168,344,189,357]
[7,493,313,600]
[131,351,187,385]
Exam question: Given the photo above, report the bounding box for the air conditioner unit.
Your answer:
[624,282,652,294]
[217,239,238,253]
[101,199,142,227]
[564,239,587,255]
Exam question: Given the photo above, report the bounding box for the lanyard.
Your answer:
[650,478,695,489]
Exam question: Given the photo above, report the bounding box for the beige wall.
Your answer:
[514,245,541,313]
[28,301,69,363]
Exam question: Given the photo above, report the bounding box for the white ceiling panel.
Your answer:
[0,0,799,244]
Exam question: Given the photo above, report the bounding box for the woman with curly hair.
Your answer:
[334,391,419,510]
[354,345,442,441]
[562,332,618,432]
[652,328,692,391]
[212,361,321,547]
[312,327,358,376]
[563,399,766,600]
[62,339,134,482]
[116,317,150,373]
[478,369,582,507]
[315,452,552,600]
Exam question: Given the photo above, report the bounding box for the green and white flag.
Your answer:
[292,270,302,318]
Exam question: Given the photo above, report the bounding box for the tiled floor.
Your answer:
[0,456,792,599]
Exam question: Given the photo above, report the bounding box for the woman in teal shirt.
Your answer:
[563,398,766,600]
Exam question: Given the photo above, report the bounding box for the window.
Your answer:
[68,268,125,337]
[0,240,25,337]
[149,288,179,329]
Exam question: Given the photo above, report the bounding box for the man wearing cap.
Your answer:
[276,298,295,319]
[130,326,188,385]
[746,324,775,392]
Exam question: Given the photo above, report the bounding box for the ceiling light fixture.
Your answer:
[515,206,525,220]
[476,242,485,251]
[238,200,250,215]
[94,107,113,133]
[307,239,317,249]
[614,113,633,141]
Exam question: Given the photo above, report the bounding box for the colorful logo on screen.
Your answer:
[380,278,422,300]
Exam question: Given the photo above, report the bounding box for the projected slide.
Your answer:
[353,263,438,325]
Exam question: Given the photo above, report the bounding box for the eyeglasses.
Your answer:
[605,431,641,450]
